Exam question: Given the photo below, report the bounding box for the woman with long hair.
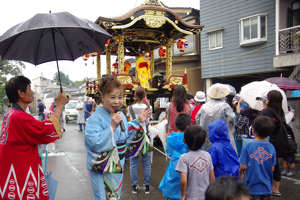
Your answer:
[166,85,193,136]
[260,90,285,197]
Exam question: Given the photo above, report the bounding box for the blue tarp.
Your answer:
[291,90,300,97]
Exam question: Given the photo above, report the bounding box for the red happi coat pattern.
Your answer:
[0,108,59,200]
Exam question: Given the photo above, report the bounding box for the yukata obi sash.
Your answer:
[91,141,126,174]
[90,108,127,174]
[125,121,153,159]
[90,108,153,174]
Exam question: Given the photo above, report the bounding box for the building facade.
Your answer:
[200,0,300,92]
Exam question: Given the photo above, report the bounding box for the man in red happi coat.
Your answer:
[0,76,68,200]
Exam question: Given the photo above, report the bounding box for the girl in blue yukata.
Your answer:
[84,75,152,200]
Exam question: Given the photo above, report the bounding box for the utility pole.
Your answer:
[35,85,37,113]
[41,72,44,102]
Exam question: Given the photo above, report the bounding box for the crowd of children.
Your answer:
[157,113,279,200]
[153,87,296,200]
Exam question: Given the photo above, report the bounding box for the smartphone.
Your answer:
[256,97,266,102]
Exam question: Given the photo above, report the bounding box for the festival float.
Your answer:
[84,0,204,104]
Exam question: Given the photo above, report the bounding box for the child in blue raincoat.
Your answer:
[159,113,191,200]
[209,120,240,179]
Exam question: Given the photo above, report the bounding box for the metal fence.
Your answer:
[279,25,300,53]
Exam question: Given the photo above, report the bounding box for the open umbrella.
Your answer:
[226,84,236,96]
[186,91,194,100]
[0,11,111,92]
[265,77,300,90]
[240,81,288,113]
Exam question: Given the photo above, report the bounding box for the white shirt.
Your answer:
[128,103,152,132]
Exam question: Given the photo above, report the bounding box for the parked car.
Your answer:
[64,100,78,123]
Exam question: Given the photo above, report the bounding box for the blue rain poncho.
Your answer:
[159,132,189,199]
[209,120,240,179]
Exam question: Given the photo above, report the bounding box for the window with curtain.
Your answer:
[209,30,223,50]
[239,14,268,46]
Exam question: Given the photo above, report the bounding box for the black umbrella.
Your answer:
[0,11,112,92]
[186,91,194,100]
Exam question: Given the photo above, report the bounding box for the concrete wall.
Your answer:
[273,53,300,68]
[200,0,277,79]
[287,97,300,152]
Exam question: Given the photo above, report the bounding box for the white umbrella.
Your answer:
[240,81,288,113]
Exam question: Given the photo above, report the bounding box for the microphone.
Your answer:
[114,108,126,132]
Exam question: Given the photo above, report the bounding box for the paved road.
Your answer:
[47,121,169,200]
[2,118,300,199]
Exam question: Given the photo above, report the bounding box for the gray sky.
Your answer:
[0,0,199,82]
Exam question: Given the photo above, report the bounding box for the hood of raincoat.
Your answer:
[209,120,230,143]
[167,132,187,151]
[201,99,226,116]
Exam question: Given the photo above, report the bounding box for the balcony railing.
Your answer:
[279,25,300,53]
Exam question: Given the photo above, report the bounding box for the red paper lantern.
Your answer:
[158,46,166,58]
[105,39,110,47]
[177,38,188,52]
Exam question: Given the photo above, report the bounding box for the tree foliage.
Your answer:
[73,78,86,88]
[0,57,26,112]
[53,71,73,86]
[53,72,85,88]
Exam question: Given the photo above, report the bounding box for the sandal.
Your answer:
[272,192,282,197]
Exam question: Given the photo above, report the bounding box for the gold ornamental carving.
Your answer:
[144,16,166,28]
[166,39,174,80]
[117,76,133,85]
[170,77,183,85]
[150,51,154,79]
[106,47,111,75]
[96,52,101,84]
[118,35,125,74]
[186,28,201,35]
[100,21,120,28]
[136,30,156,38]
[142,0,164,7]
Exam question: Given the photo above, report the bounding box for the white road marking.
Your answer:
[281,176,300,185]
[42,152,65,157]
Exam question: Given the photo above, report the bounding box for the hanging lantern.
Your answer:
[82,54,90,66]
[177,38,188,58]
[105,39,110,47]
[90,52,98,65]
[158,46,166,58]
[177,38,188,52]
